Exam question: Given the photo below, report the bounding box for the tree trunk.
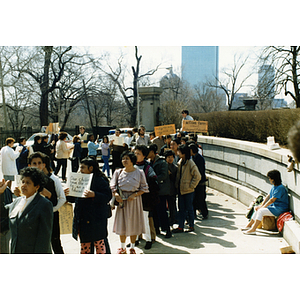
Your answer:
[40,46,53,127]
[291,46,300,108]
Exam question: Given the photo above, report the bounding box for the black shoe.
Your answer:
[126,240,139,247]
[164,231,172,238]
[172,228,184,233]
[144,241,152,249]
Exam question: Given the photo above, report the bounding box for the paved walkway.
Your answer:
[60,187,289,254]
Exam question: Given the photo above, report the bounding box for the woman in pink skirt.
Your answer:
[110,151,149,254]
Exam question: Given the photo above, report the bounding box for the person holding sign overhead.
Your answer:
[65,158,112,254]
[181,109,194,131]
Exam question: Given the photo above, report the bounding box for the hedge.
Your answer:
[192,108,300,146]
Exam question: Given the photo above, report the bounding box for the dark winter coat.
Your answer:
[70,174,112,243]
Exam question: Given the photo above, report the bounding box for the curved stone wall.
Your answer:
[198,135,300,253]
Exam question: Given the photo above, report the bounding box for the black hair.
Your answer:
[80,157,108,181]
[28,151,45,165]
[34,135,42,144]
[178,144,191,160]
[87,133,94,141]
[189,143,199,154]
[134,145,149,158]
[267,170,282,186]
[20,167,47,193]
[18,137,26,144]
[127,130,133,137]
[120,151,137,165]
[165,134,172,139]
[164,149,175,158]
[181,110,189,115]
[148,144,158,154]
[58,132,68,140]
[103,135,109,143]
[41,153,52,173]
[181,136,189,143]
[171,138,181,145]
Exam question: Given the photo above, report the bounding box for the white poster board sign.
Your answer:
[112,136,124,146]
[66,172,93,198]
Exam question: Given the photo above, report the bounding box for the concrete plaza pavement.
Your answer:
[60,187,289,254]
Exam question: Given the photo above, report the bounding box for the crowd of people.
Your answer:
[0,109,210,254]
[0,109,294,254]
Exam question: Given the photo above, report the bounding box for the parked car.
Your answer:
[26,132,73,147]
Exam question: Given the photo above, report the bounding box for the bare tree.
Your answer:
[260,46,300,107]
[207,54,253,110]
[191,83,226,113]
[97,46,159,127]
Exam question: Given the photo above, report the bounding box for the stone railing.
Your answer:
[198,135,300,253]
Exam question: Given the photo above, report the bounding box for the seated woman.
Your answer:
[243,170,289,235]
[7,167,53,254]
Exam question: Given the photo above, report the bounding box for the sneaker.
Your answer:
[129,248,136,254]
[117,248,127,254]
[172,227,184,233]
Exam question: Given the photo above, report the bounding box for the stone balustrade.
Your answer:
[198,135,300,253]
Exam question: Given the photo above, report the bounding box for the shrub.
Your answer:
[192,108,300,145]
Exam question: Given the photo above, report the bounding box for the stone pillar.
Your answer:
[138,86,163,132]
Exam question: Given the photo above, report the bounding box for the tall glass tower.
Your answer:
[181,46,219,87]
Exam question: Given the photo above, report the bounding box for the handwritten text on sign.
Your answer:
[154,124,176,137]
[67,173,93,198]
[182,120,208,133]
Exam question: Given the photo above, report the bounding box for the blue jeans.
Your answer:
[102,155,110,177]
[178,192,195,229]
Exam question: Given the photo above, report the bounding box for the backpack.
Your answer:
[245,195,264,220]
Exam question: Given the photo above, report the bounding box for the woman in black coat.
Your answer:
[66,157,112,254]
[7,167,53,254]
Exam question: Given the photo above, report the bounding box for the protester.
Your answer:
[0,179,12,254]
[170,138,180,164]
[136,125,151,146]
[147,144,172,238]
[164,150,178,226]
[0,137,21,188]
[189,143,208,219]
[134,145,159,249]
[173,144,201,233]
[110,128,128,175]
[16,137,29,174]
[243,170,289,235]
[71,135,82,173]
[78,126,89,160]
[152,135,165,153]
[6,167,53,253]
[66,158,112,254]
[149,131,155,141]
[110,151,149,254]
[31,135,43,154]
[101,135,110,178]
[87,133,99,160]
[54,132,74,183]
[159,134,172,156]
[124,130,133,149]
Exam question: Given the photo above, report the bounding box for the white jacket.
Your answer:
[0,145,20,176]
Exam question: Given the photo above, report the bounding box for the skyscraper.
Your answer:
[181,46,219,87]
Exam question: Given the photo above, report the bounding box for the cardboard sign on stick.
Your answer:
[182,120,208,133]
[58,202,74,235]
[154,124,176,137]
